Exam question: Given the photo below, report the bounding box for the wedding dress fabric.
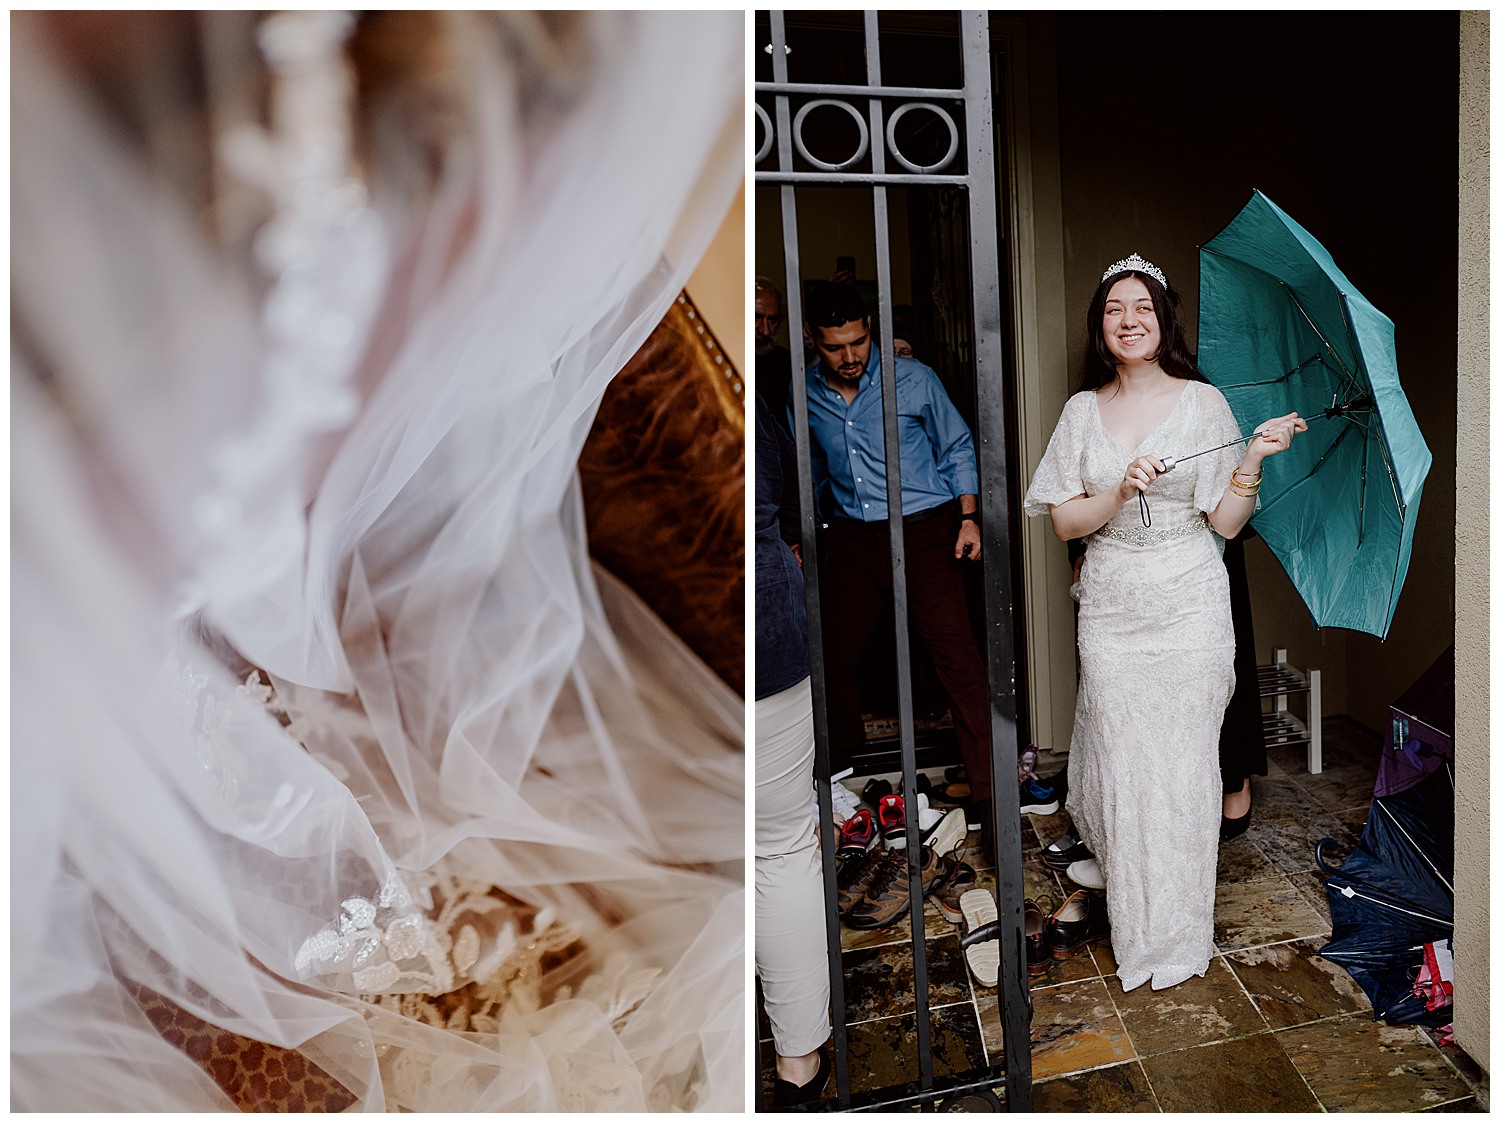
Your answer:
[13,11,744,1111]
[1023,382,1241,991]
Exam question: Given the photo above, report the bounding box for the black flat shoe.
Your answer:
[1220,806,1252,843]
[1041,832,1093,870]
[772,1048,830,1109]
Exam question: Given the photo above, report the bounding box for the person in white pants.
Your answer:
[754,394,831,1108]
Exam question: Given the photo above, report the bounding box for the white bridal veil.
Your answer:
[12,10,745,1111]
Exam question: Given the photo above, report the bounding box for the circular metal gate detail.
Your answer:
[886,101,960,174]
[754,103,774,164]
[792,98,870,172]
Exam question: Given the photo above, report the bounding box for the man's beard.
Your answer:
[755,334,778,357]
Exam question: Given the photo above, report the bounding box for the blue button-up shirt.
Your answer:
[803,346,979,521]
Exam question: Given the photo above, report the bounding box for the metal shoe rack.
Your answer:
[758,9,1033,1112]
[1259,646,1324,773]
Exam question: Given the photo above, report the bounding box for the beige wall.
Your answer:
[687,181,746,375]
[1454,8,1488,1078]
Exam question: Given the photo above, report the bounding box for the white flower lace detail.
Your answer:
[295,871,558,999]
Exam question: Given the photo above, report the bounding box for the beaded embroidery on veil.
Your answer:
[13,11,744,1111]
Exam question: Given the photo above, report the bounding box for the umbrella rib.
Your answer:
[1359,424,1368,548]
[1282,285,1361,388]
[1374,801,1455,896]
[1332,883,1454,927]
[1287,418,1359,492]
[1213,352,1326,390]
[1342,412,1407,515]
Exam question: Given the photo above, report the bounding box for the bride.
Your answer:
[13,11,744,1111]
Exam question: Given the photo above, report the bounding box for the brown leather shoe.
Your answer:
[932,856,978,924]
[845,845,948,930]
[1046,889,1109,959]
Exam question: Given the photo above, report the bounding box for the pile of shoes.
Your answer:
[833,776,971,932]
[1041,830,1102,889]
[955,888,1110,985]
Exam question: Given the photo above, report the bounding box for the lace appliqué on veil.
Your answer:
[168,662,311,837]
[297,871,579,999]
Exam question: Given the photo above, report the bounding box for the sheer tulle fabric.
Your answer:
[13,12,744,1111]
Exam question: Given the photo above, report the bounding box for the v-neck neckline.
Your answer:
[1092,380,1192,455]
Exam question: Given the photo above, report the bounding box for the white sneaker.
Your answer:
[923,807,967,857]
[1066,857,1105,890]
[830,780,862,821]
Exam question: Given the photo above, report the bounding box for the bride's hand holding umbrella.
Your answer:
[1242,411,1309,466]
[1211,411,1308,539]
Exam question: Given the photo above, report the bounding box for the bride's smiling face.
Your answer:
[1102,277,1161,364]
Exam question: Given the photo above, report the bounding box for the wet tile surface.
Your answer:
[1224,936,1369,1029]
[982,977,1134,1081]
[1250,776,1330,820]
[1213,874,1329,952]
[1215,832,1282,886]
[1029,939,1104,991]
[1299,755,1380,815]
[1090,934,1119,976]
[1285,869,1335,926]
[1278,1013,1473,1112]
[1141,1032,1320,1112]
[1106,955,1267,1056]
[1246,810,1356,876]
[1032,1060,1160,1112]
[1335,804,1370,838]
[842,934,970,1023]
[1421,1027,1488,1095]
[838,1003,988,1098]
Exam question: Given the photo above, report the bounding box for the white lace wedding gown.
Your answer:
[13,12,744,1111]
[1024,381,1242,991]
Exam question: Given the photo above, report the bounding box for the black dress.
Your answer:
[1217,531,1267,793]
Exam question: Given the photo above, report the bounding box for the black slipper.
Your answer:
[772,1048,831,1110]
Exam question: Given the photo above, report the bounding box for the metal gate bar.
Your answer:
[767,10,853,1108]
[760,10,1031,1111]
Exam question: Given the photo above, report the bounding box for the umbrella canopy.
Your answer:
[1198,190,1431,639]
[1316,763,1454,1026]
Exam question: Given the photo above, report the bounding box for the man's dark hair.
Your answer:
[804,283,869,331]
[1079,268,1207,391]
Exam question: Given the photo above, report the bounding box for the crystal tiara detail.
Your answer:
[1101,252,1167,289]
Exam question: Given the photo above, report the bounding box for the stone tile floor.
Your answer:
[758,718,1484,1112]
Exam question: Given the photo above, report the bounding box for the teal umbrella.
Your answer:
[1197,190,1430,640]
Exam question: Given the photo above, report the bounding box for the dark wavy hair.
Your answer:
[1079,268,1207,391]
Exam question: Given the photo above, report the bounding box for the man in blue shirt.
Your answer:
[798,284,995,853]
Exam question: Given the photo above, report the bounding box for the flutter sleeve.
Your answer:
[1193,383,1250,515]
[1022,393,1089,517]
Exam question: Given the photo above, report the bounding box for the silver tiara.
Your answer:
[1101,253,1167,289]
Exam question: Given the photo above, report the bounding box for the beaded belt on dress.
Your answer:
[1094,515,1208,546]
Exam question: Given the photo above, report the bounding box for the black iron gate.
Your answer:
[756,10,1032,1112]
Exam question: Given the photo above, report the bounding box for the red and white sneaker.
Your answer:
[836,809,877,861]
[877,793,907,848]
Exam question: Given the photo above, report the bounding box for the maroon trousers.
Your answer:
[819,505,993,801]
